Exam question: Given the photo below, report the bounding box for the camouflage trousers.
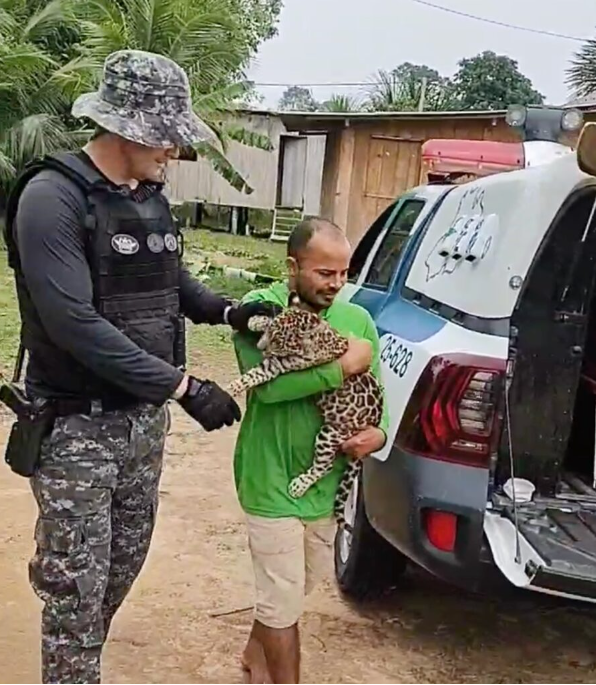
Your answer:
[29,402,169,684]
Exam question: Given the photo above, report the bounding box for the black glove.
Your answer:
[178,377,241,432]
[227,301,283,334]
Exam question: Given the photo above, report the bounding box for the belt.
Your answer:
[51,396,139,417]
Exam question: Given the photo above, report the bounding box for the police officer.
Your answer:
[4,50,279,684]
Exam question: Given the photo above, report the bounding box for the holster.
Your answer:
[0,383,56,477]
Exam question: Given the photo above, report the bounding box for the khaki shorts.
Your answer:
[246,514,336,629]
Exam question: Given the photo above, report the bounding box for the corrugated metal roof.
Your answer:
[280,108,507,120]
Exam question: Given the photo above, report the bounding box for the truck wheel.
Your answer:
[334,473,407,600]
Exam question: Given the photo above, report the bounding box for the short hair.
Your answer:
[287,217,345,258]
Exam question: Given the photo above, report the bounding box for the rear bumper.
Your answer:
[363,446,505,593]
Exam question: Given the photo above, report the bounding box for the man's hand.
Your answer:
[226,301,283,334]
[341,426,386,459]
[177,376,241,431]
[339,338,372,378]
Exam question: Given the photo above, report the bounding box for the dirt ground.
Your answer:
[3,366,596,683]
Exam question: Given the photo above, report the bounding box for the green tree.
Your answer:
[0,0,84,203]
[63,0,282,191]
[365,63,454,112]
[278,86,319,111]
[0,0,282,199]
[452,51,544,111]
[567,37,596,98]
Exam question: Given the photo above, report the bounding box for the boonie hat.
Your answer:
[72,49,217,149]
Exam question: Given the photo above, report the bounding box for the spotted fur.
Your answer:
[228,297,384,528]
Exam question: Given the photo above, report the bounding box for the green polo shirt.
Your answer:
[232,281,389,521]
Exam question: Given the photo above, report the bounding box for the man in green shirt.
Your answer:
[233,218,389,684]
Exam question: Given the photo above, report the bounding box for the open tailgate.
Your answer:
[485,497,596,602]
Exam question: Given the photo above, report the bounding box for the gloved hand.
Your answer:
[226,301,283,334]
[178,376,241,431]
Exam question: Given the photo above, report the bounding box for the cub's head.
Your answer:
[253,292,348,362]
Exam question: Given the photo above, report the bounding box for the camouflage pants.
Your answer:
[29,402,169,684]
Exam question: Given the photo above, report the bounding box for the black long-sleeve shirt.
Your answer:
[14,164,229,405]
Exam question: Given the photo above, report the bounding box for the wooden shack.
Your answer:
[165,109,325,238]
[280,110,519,244]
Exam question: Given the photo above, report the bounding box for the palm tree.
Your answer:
[567,38,596,99]
[321,94,361,113]
[364,66,455,112]
[56,0,271,192]
[0,0,83,203]
[0,0,273,205]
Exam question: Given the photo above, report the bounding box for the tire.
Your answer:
[334,473,407,600]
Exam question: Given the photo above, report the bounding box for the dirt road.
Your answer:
[2,375,596,683]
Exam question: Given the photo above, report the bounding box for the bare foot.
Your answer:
[241,636,272,684]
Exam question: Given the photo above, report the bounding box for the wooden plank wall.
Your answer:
[336,118,517,244]
[167,113,327,213]
[165,113,284,211]
[319,130,342,222]
[304,135,326,216]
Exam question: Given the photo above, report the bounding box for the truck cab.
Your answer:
[335,106,596,604]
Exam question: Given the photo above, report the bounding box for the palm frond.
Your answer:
[0,6,17,35]
[167,10,239,67]
[73,0,127,30]
[222,124,273,151]
[0,0,264,196]
[192,80,248,117]
[115,0,174,52]
[0,44,56,75]
[321,94,361,112]
[2,113,78,172]
[50,54,101,100]
[23,0,75,42]
[0,148,16,183]
[364,69,409,111]
[567,38,596,98]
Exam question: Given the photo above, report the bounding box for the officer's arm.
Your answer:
[178,265,231,325]
[15,176,184,405]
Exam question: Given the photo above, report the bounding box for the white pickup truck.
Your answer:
[335,106,596,605]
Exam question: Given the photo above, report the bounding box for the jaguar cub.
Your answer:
[228,295,384,528]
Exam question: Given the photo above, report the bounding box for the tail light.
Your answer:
[395,354,505,467]
[424,510,457,552]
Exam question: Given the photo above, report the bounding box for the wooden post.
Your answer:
[192,202,203,227]
[418,77,428,112]
[230,207,239,235]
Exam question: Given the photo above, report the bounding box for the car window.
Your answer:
[364,199,426,289]
[348,202,397,282]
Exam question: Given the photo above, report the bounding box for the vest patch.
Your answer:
[164,234,178,252]
[112,234,139,255]
[147,233,165,253]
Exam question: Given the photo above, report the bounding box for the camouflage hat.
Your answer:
[72,49,217,149]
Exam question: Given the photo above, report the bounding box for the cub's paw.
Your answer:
[288,475,312,499]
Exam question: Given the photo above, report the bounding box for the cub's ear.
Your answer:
[288,291,301,308]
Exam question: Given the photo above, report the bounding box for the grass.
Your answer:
[0,250,19,378]
[183,227,287,279]
[184,229,285,370]
[0,228,287,377]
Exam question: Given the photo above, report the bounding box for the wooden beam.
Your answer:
[333,127,356,232]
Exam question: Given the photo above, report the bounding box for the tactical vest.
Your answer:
[4,152,185,401]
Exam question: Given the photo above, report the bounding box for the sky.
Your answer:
[246,0,596,109]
